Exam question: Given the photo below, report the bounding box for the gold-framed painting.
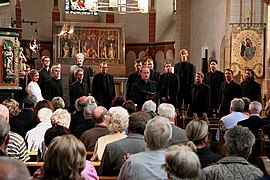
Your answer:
[230,24,265,78]
[53,22,125,65]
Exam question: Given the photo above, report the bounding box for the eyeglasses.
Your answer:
[165,65,171,68]
[77,74,84,76]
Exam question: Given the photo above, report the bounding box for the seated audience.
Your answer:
[25,108,52,152]
[87,95,96,104]
[242,97,251,116]
[70,96,90,134]
[33,135,98,180]
[0,104,29,162]
[32,100,54,130]
[118,116,172,179]
[220,98,249,130]
[162,145,201,179]
[202,125,263,179]
[2,99,25,137]
[80,106,110,151]
[0,114,10,156]
[50,108,71,128]
[141,100,157,118]
[158,103,188,145]
[186,119,220,168]
[111,96,126,107]
[122,100,136,114]
[99,111,151,176]
[91,106,129,161]
[73,103,96,138]
[0,156,30,180]
[17,95,36,132]
[51,96,65,110]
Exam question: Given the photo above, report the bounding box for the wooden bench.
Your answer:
[259,129,270,156]
[98,176,118,180]
[258,156,270,176]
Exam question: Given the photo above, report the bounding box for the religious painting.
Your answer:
[230,24,265,78]
[53,22,125,65]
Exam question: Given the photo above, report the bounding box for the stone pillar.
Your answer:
[106,13,115,23]
[149,7,156,42]
[175,0,191,63]
[265,5,270,101]
[15,0,21,28]
[52,0,60,23]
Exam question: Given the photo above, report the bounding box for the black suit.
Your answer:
[38,67,51,97]
[150,69,160,83]
[156,72,179,106]
[187,83,210,117]
[92,73,115,109]
[174,61,195,110]
[69,64,92,92]
[69,81,89,110]
[218,80,241,117]
[126,72,141,100]
[44,77,63,101]
[204,70,225,110]
[240,79,261,102]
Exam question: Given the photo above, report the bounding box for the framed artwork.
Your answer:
[230,24,265,78]
[53,22,125,65]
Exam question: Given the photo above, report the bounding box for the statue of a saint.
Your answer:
[4,46,14,74]
[108,43,115,60]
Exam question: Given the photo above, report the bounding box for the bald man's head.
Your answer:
[92,106,107,124]
[0,105,9,123]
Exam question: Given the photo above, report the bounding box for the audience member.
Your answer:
[92,62,115,109]
[33,135,98,180]
[157,61,179,106]
[220,98,249,130]
[91,106,129,161]
[162,145,201,180]
[28,69,44,102]
[241,68,261,102]
[126,59,142,100]
[72,103,96,138]
[122,100,136,114]
[69,68,90,111]
[50,108,71,128]
[202,126,263,179]
[0,115,10,156]
[187,72,210,117]
[132,66,157,110]
[158,103,188,145]
[111,96,126,107]
[80,106,110,151]
[25,108,52,152]
[0,104,29,162]
[2,99,25,137]
[51,96,65,110]
[38,56,51,97]
[99,111,151,176]
[17,95,36,132]
[186,119,220,168]
[242,97,251,115]
[0,156,31,180]
[203,59,225,117]
[118,116,172,179]
[87,95,96,104]
[141,100,157,118]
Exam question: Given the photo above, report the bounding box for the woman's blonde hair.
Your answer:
[106,106,129,133]
[186,119,208,152]
[51,109,71,128]
[43,134,86,179]
[2,99,21,118]
[29,69,38,79]
[162,145,201,179]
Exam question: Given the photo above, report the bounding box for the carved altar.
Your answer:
[0,27,22,102]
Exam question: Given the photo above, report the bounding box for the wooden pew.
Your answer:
[98,176,118,180]
[258,156,270,176]
[259,129,270,156]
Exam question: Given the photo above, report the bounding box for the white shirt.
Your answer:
[28,81,44,102]
[221,111,249,129]
[25,122,52,152]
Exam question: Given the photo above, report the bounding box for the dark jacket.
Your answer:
[92,73,115,109]
[126,72,141,100]
[69,81,89,110]
[44,77,63,101]
[240,79,261,102]
[38,67,51,97]
[69,64,92,91]
[218,80,241,117]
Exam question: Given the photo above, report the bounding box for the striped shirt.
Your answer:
[7,131,30,162]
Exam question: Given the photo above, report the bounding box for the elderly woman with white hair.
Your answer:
[50,108,71,129]
[91,106,129,161]
[25,108,52,152]
[142,100,157,118]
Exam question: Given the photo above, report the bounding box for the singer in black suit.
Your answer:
[38,56,51,97]
[174,49,195,111]
[44,65,63,101]
[126,60,142,100]
[69,53,93,91]
[187,72,210,117]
